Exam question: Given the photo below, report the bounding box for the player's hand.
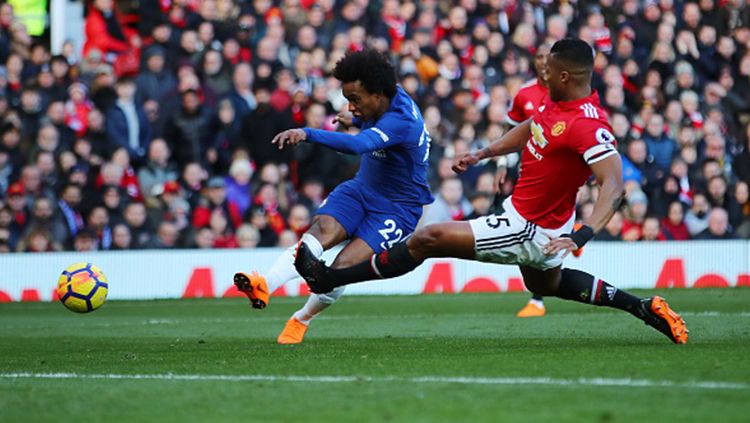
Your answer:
[452,152,481,174]
[493,166,507,194]
[333,111,354,128]
[542,234,578,258]
[271,129,306,150]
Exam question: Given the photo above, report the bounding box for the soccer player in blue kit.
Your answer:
[233,49,433,344]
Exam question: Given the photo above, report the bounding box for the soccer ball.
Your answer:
[57,262,108,313]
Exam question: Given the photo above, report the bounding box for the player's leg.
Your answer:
[515,224,585,317]
[234,215,347,309]
[519,265,688,344]
[279,238,375,343]
[295,221,476,292]
[234,181,363,310]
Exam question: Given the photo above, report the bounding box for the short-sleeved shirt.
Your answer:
[511,91,618,229]
[506,78,548,126]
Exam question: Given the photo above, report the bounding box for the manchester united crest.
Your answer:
[552,121,566,136]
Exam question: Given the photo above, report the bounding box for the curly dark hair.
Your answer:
[333,49,397,98]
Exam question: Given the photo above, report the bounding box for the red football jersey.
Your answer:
[506,78,548,125]
[511,91,618,229]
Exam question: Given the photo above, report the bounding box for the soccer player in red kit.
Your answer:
[294,39,688,345]
[504,43,556,318]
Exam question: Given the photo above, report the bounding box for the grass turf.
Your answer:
[1,288,749,422]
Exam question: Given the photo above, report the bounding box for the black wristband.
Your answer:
[563,225,595,249]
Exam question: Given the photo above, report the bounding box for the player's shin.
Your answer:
[293,287,345,324]
[267,234,324,293]
[327,241,424,287]
[556,268,642,317]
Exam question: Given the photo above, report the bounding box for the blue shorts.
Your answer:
[316,180,422,253]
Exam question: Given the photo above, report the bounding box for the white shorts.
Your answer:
[469,198,575,270]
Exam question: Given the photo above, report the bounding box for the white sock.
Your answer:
[301,233,324,257]
[292,295,327,325]
[265,233,324,293]
[293,286,346,325]
[529,298,545,308]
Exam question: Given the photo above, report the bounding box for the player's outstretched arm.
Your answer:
[543,154,624,257]
[452,119,531,173]
[302,126,397,155]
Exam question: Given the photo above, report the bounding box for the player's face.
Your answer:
[534,45,550,82]
[545,55,566,102]
[342,81,384,121]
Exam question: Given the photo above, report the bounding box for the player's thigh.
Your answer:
[307,215,348,249]
[469,208,544,266]
[519,265,562,296]
[409,221,476,260]
[354,203,421,253]
[311,180,367,249]
[330,238,375,268]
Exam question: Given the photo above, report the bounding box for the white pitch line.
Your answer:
[0,372,746,390]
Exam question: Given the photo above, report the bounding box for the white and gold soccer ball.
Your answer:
[57,262,108,313]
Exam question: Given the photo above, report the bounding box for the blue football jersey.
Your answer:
[303,86,434,207]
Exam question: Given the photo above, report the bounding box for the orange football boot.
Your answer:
[516,301,546,317]
[640,296,689,344]
[277,317,308,344]
[233,271,270,309]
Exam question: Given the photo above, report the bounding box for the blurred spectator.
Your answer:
[685,192,711,236]
[86,205,112,250]
[193,226,216,249]
[135,45,176,105]
[731,180,750,238]
[106,77,151,164]
[83,0,140,76]
[138,138,178,204]
[237,87,294,169]
[16,226,60,252]
[236,223,261,249]
[641,216,668,241]
[164,88,211,169]
[73,228,98,252]
[145,220,179,249]
[206,99,241,174]
[286,203,311,239]
[53,183,85,247]
[661,201,691,241]
[193,176,242,230]
[420,177,473,227]
[594,210,623,241]
[695,207,735,240]
[122,201,152,248]
[622,190,648,242]
[225,156,254,215]
[276,229,298,248]
[110,222,131,250]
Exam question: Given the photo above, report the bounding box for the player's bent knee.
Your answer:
[316,286,346,304]
[411,225,445,255]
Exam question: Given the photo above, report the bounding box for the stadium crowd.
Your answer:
[0,0,749,253]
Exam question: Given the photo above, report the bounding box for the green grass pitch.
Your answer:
[1,288,749,422]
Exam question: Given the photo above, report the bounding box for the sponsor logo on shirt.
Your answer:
[530,120,548,148]
[372,149,387,158]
